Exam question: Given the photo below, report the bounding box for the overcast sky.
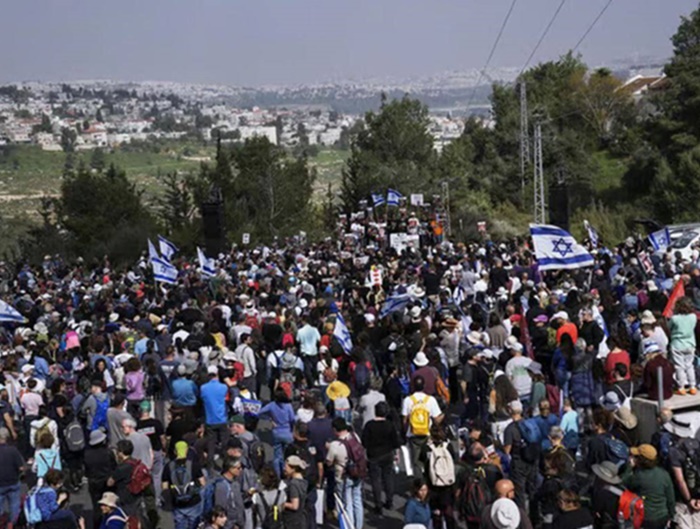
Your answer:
[1,0,697,86]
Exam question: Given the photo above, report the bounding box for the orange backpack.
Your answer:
[614,487,644,529]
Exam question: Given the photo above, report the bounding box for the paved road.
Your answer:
[67,416,413,529]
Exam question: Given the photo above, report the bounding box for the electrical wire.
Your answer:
[572,0,614,52]
[519,0,567,77]
[467,0,520,110]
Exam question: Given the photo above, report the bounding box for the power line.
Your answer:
[467,0,520,110]
[519,0,567,77]
[572,0,614,52]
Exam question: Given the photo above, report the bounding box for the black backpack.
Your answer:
[169,461,200,506]
[259,489,283,529]
[461,466,492,523]
[680,438,700,495]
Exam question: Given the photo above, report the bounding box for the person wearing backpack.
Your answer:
[162,440,205,529]
[284,422,320,529]
[460,443,503,529]
[56,399,85,493]
[421,425,457,529]
[401,376,444,480]
[283,455,309,529]
[503,400,539,508]
[30,405,59,453]
[81,379,111,434]
[325,418,366,529]
[25,468,81,527]
[666,419,700,529]
[107,440,150,521]
[33,432,62,485]
[259,389,296,477]
[624,444,675,529]
[252,466,286,529]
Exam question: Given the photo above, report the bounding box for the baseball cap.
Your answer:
[631,444,657,461]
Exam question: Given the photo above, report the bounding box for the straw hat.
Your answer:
[614,406,638,429]
[326,381,351,401]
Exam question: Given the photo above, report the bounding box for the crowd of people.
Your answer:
[0,230,697,529]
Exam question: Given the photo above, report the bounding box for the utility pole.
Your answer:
[519,81,530,198]
[533,121,547,224]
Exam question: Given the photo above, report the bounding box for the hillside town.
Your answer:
[0,80,471,154]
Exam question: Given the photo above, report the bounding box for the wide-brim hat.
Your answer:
[615,406,638,429]
[592,461,622,484]
[98,492,120,509]
[664,417,693,437]
[89,429,107,446]
[326,381,351,401]
[467,331,483,344]
[413,351,429,367]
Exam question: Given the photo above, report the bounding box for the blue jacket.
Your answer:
[405,498,431,526]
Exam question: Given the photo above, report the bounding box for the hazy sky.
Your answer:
[1,0,697,86]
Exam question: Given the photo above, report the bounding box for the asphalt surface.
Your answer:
[65,416,413,529]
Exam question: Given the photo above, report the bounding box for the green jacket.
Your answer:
[623,465,675,522]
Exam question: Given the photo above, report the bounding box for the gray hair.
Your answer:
[548,426,564,440]
[122,418,137,429]
[0,427,9,442]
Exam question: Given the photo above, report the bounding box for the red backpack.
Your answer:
[342,434,368,480]
[127,459,152,495]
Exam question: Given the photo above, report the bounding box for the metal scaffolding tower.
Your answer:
[519,81,530,196]
[533,122,547,224]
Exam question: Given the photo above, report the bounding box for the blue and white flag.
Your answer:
[530,224,594,271]
[387,188,403,207]
[371,192,386,207]
[147,239,160,263]
[151,256,178,285]
[379,292,413,319]
[649,227,671,252]
[158,235,179,263]
[197,247,217,278]
[333,313,353,355]
[583,220,599,249]
[0,299,25,323]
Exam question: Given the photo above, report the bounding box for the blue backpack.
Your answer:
[24,487,45,524]
[605,435,630,467]
[201,476,229,519]
[91,397,109,432]
[518,419,542,444]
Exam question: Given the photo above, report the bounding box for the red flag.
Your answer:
[663,280,685,318]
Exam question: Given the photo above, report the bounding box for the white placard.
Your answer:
[410,194,424,206]
[242,233,250,245]
[389,233,420,253]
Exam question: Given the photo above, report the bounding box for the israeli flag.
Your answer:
[147,239,160,263]
[151,256,178,285]
[197,247,217,278]
[333,313,353,355]
[387,188,403,207]
[530,224,594,271]
[158,235,178,263]
[583,220,599,249]
[649,227,671,252]
[379,292,413,319]
[0,299,25,323]
[371,192,386,207]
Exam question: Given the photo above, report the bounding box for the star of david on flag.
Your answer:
[530,224,594,271]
